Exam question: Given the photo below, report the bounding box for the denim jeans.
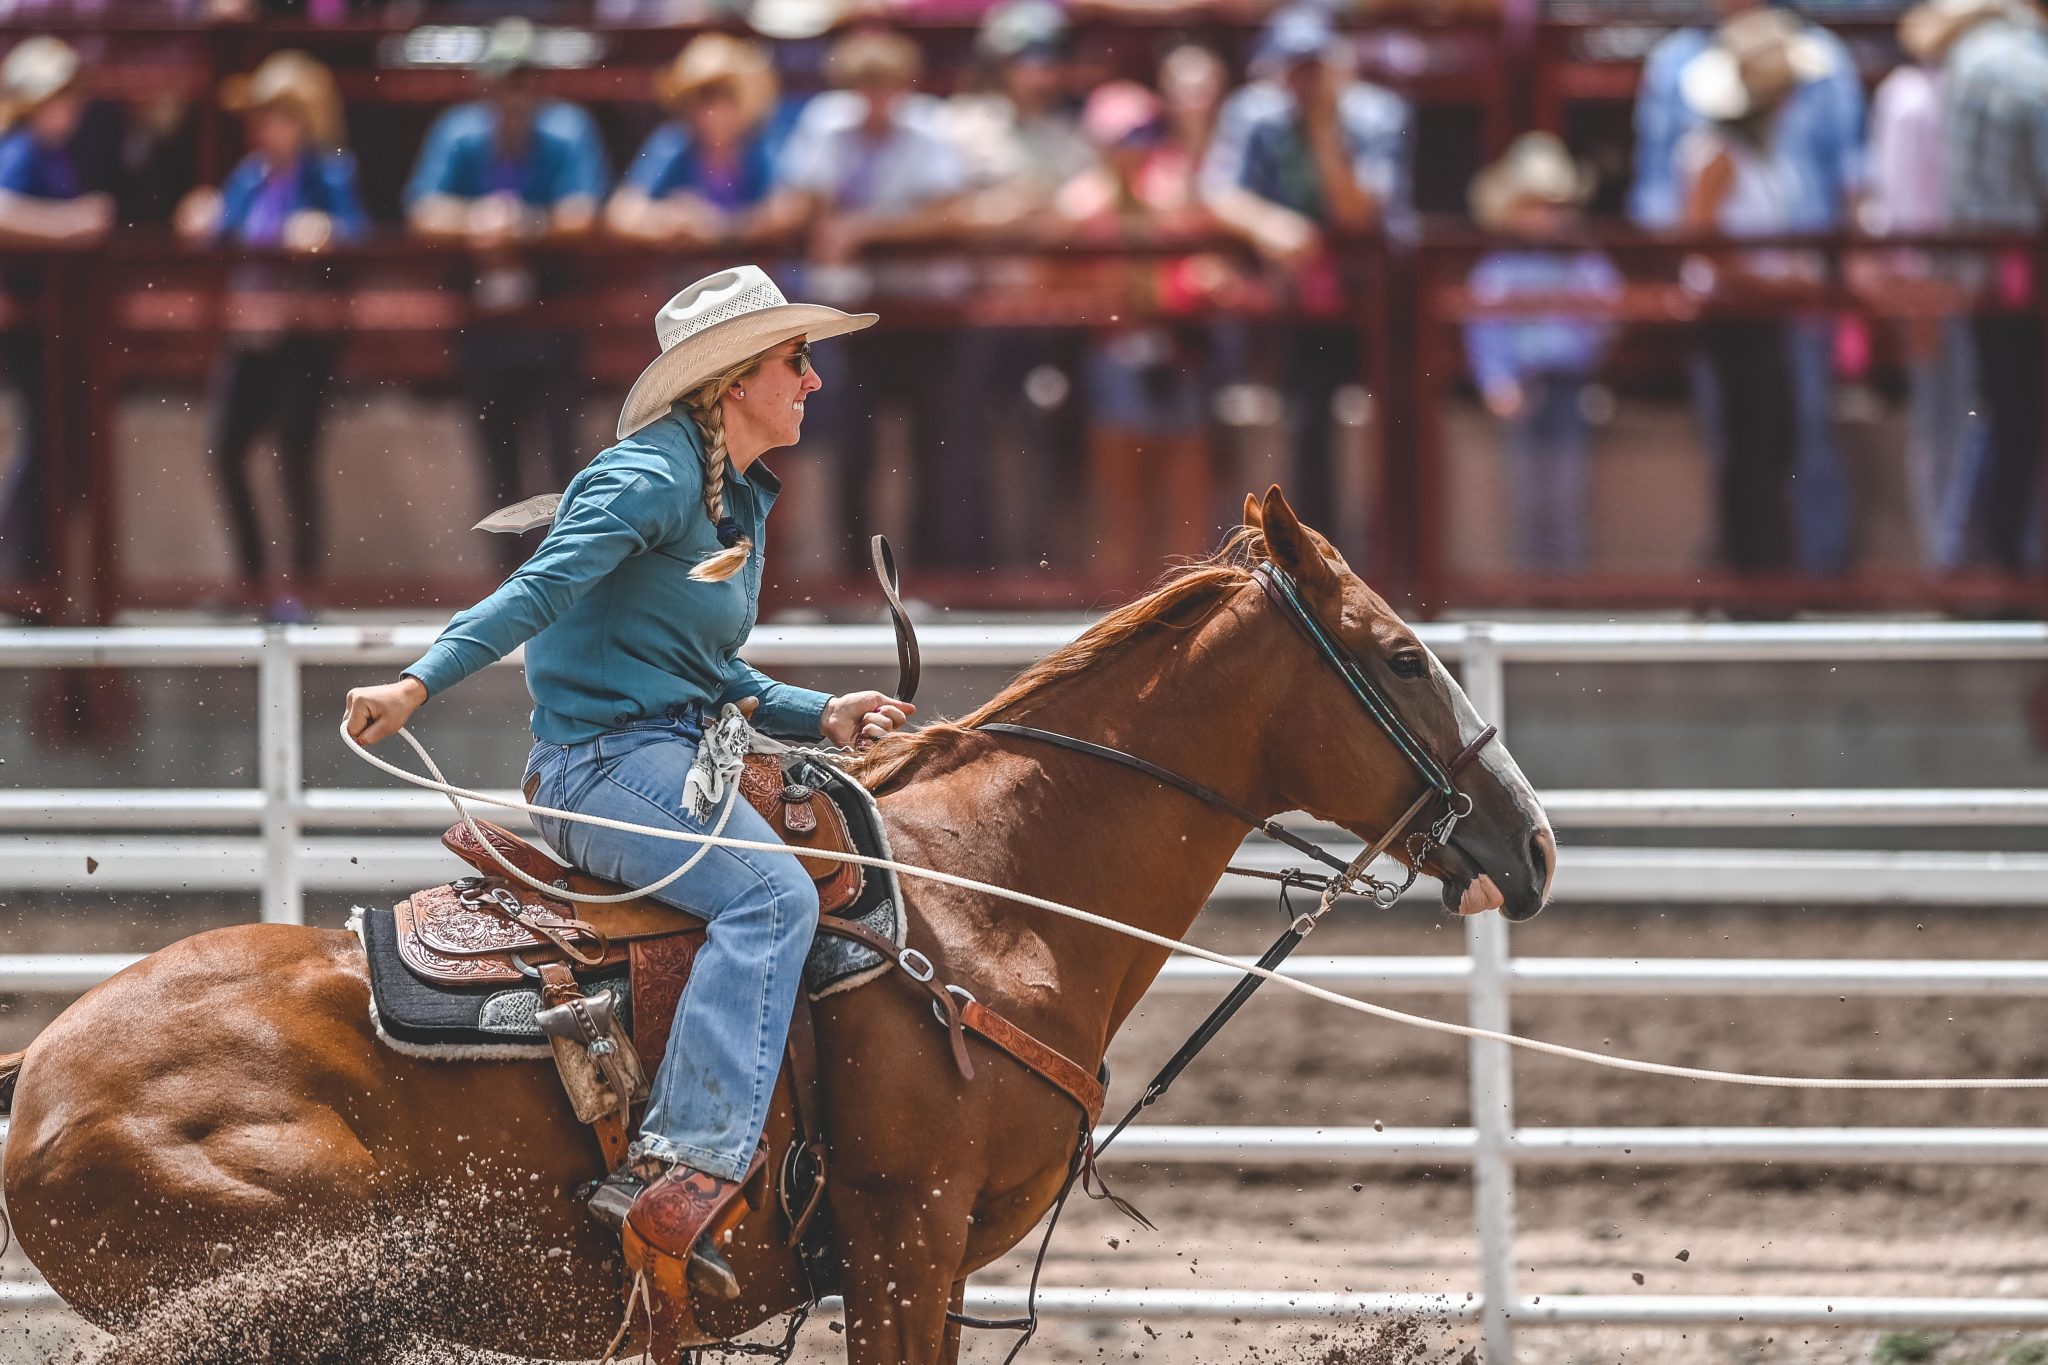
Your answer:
[523,710,820,1181]
[1501,376,1594,572]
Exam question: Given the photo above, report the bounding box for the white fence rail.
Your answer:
[4,620,2048,1359]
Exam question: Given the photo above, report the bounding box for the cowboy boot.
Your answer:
[622,1150,767,1303]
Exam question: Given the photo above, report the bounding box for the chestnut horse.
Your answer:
[2,490,1553,1364]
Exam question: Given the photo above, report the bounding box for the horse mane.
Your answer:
[850,526,1269,792]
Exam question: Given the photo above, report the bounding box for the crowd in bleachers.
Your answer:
[0,0,2045,614]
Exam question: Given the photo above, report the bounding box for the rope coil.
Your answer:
[346,721,2048,1093]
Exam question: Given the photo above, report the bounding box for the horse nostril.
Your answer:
[1529,827,1556,901]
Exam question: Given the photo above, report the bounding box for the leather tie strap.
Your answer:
[814,917,1104,1125]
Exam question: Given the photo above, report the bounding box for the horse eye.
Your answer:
[1389,651,1427,679]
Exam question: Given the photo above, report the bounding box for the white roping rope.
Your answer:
[347,720,2048,1092]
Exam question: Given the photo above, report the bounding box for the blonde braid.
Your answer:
[679,354,766,583]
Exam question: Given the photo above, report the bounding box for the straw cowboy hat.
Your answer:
[1469,132,1594,230]
[1681,8,1835,122]
[0,35,79,128]
[1901,0,2020,62]
[617,265,877,440]
[220,50,345,148]
[655,33,777,130]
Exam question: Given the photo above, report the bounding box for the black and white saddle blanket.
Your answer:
[352,754,906,1059]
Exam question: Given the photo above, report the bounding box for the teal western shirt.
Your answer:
[404,412,831,744]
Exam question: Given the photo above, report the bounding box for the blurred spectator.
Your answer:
[1862,0,1987,570]
[1939,0,2048,572]
[1158,42,1228,170]
[1059,80,1220,581]
[1200,4,1411,529]
[176,52,366,622]
[1462,134,1621,573]
[1678,9,1829,575]
[758,29,975,571]
[0,36,111,582]
[1632,0,1864,575]
[948,0,1095,229]
[946,0,1095,568]
[403,18,608,567]
[606,34,784,247]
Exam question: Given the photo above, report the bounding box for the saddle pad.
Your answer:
[789,754,905,1000]
[352,906,632,1058]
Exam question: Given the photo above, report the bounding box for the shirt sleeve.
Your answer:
[404,109,467,208]
[403,458,681,697]
[319,151,371,241]
[1813,41,1868,210]
[774,97,838,197]
[716,658,831,739]
[0,136,40,196]
[625,123,689,197]
[1630,37,1692,228]
[1198,90,1257,200]
[213,157,264,240]
[544,104,611,202]
[1462,256,1516,395]
[1345,87,1413,218]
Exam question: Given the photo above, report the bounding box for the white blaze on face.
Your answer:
[1421,646,1551,850]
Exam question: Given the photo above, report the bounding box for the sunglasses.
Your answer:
[785,340,813,378]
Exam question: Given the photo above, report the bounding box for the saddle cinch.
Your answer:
[395,752,865,991]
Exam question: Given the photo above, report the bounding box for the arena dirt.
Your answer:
[5,900,2048,1363]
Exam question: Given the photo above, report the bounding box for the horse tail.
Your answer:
[0,1049,25,1115]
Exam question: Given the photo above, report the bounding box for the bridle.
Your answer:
[979,559,1500,929]
[947,556,1505,1361]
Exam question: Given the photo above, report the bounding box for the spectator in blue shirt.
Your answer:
[0,36,111,582]
[1200,5,1411,551]
[404,19,609,565]
[1632,0,1865,576]
[1463,134,1622,574]
[175,51,366,622]
[607,34,784,247]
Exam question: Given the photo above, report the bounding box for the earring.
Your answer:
[733,385,745,398]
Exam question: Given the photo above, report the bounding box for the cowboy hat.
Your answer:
[617,266,877,440]
[0,35,79,128]
[220,50,345,148]
[655,33,777,130]
[1681,8,1834,122]
[1469,132,1594,230]
[1901,0,2020,62]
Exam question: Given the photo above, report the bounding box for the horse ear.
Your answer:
[1259,486,1335,588]
[1242,493,1263,530]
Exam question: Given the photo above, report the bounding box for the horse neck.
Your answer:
[899,587,1295,1051]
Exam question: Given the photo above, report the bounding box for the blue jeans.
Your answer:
[1502,376,1593,572]
[523,710,820,1181]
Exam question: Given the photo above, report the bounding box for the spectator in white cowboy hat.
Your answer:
[403,18,610,571]
[606,33,785,248]
[0,36,111,582]
[1199,4,1412,552]
[343,265,911,1299]
[176,50,368,623]
[1934,0,2048,571]
[1634,0,1864,578]
[1678,7,1831,578]
[1462,133,1621,575]
[757,28,979,572]
[1860,0,2007,571]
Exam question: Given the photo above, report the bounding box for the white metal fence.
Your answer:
[5,619,2048,1360]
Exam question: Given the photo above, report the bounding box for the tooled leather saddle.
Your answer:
[396,752,864,990]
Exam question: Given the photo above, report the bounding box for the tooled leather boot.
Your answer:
[622,1152,766,1304]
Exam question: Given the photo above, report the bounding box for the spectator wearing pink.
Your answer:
[1059,80,1220,581]
[607,34,785,248]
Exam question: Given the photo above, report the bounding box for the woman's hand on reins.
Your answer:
[344,677,429,746]
[822,691,915,749]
